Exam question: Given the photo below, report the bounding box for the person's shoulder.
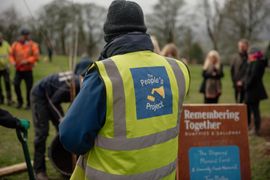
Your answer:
[163,56,187,65]
[29,40,39,47]
[83,64,102,84]
[169,57,190,73]
[0,41,10,50]
[85,63,97,75]
[165,56,190,94]
[9,41,20,52]
[82,68,103,91]
[163,56,189,72]
[89,58,114,74]
[11,41,19,47]
[3,40,10,47]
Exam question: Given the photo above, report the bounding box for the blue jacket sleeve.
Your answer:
[59,70,106,155]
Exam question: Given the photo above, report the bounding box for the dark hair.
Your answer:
[20,29,30,35]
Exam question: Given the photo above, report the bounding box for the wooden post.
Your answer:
[0,162,33,177]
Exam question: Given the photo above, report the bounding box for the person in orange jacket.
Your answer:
[10,29,39,109]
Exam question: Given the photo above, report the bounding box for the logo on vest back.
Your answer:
[130,66,172,119]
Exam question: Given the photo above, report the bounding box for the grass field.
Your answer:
[0,56,270,179]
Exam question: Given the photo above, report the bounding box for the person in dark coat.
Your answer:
[245,47,268,135]
[265,41,270,65]
[31,57,91,179]
[231,39,249,103]
[200,50,224,103]
[30,71,81,180]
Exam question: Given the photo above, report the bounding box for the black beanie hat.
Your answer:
[103,0,147,42]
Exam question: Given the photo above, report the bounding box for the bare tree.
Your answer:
[82,4,106,57]
[38,0,74,55]
[0,7,21,43]
[201,0,225,51]
[38,0,105,56]
[223,0,270,41]
[146,0,185,46]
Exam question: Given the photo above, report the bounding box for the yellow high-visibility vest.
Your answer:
[71,51,190,180]
[0,40,10,70]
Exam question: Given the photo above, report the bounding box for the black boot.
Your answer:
[16,102,23,109]
[7,99,14,106]
[25,104,31,110]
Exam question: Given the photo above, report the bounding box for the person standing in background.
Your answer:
[231,39,249,103]
[245,47,268,136]
[161,43,189,64]
[0,32,13,105]
[265,41,270,67]
[9,28,39,109]
[200,50,224,103]
[47,41,53,63]
[161,43,180,59]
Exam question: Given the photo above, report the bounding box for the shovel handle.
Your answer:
[16,125,35,180]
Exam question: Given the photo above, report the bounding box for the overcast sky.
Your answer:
[1,0,199,16]
[1,0,161,16]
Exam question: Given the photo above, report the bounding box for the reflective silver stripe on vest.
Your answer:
[96,126,179,151]
[95,58,186,150]
[77,156,84,168]
[165,57,186,126]
[102,59,126,137]
[77,153,88,169]
[85,160,177,180]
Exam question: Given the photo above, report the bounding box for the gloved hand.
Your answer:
[19,119,30,131]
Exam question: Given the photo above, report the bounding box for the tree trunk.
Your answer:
[60,31,66,55]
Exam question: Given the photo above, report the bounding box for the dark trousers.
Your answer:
[14,71,33,106]
[31,94,60,173]
[234,88,245,103]
[48,48,53,62]
[0,69,11,103]
[204,96,219,104]
[247,101,261,132]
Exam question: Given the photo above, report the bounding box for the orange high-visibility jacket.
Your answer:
[9,40,39,71]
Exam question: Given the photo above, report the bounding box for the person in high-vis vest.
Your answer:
[0,32,12,105]
[9,28,39,109]
[59,1,190,180]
